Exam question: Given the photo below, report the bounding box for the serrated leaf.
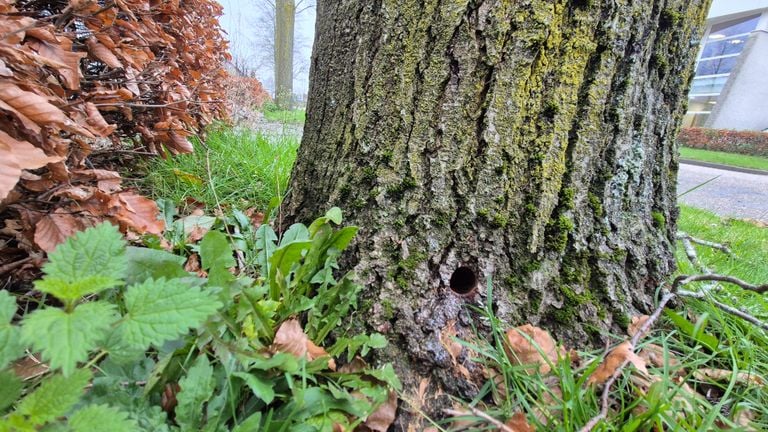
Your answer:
[0,370,22,412]
[0,291,23,370]
[125,247,188,285]
[175,356,215,431]
[42,223,127,285]
[34,276,121,302]
[120,278,221,350]
[199,231,235,271]
[0,290,15,323]
[16,369,91,426]
[68,404,138,432]
[233,372,276,404]
[21,302,117,376]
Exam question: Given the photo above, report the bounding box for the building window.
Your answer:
[682,13,761,128]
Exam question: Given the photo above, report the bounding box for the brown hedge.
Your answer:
[0,0,230,271]
[678,128,768,157]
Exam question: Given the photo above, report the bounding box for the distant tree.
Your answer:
[249,0,314,108]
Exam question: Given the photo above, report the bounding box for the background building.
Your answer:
[683,0,768,131]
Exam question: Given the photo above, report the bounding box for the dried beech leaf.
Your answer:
[504,324,561,375]
[693,368,764,387]
[638,343,681,369]
[271,319,335,370]
[627,315,650,338]
[587,341,648,386]
[0,131,62,199]
[113,192,165,235]
[505,412,536,432]
[362,390,397,432]
[84,102,117,136]
[34,212,89,252]
[0,83,93,137]
[85,37,123,68]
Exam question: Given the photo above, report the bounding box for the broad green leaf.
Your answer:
[255,225,277,277]
[175,356,215,431]
[21,302,117,377]
[247,353,299,373]
[0,370,22,412]
[199,231,235,271]
[0,291,23,370]
[279,223,309,246]
[16,369,91,426]
[233,372,275,404]
[664,310,719,351]
[232,412,262,432]
[173,215,216,236]
[327,226,358,253]
[68,405,138,432]
[125,247,188,285]
[269,241,312,280]
[120,278,221,349]
[34,276,120,303]
[325,207,343,225]
[42,223,126,284]
[365,364,402,391]
[199,231,236,288]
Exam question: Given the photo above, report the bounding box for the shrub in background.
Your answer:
[678,128,768,157]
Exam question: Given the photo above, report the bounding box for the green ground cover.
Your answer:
[680,147,768,172]
[262,108,306,124]
[139,127,299,211]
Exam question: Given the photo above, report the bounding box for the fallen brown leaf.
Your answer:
[693,368,764,387]
[272,319,336,370]
[504,324,561,375]
[360,390,397,432]
[627,315,650,338]
[505,412,536,432]
[587,341,648,386]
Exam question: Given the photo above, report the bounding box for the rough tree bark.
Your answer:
[274,0,295,108]
[287,0,710,424]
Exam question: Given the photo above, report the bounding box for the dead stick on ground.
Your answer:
[444,407,514,432]
[676,232,733,255]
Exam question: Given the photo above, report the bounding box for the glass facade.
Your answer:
[682,14,761,128]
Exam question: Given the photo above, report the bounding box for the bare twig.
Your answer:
[444,407,514,432]
[672,274,768,294]
[680,236,710,274]
[677,289,768,332]
[676,232,732,255]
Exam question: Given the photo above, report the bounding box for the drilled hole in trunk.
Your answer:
[450,266,477,295]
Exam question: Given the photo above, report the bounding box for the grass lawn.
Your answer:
[138,127,299,211]
[262,108,306,124]
[680,146,768,172]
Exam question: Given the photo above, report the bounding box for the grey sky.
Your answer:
[217,0,316,96]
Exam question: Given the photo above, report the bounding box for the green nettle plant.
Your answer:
[0,209,399,432]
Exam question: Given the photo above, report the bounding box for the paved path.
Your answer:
[677,163,768,222]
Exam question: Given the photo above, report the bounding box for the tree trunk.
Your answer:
[287,0,710,424]
[274,0,295,109]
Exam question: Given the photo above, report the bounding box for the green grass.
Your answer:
[680,147,768,172]
[262,108,306,124]
[139,127,299,211]
[446,205,768,431]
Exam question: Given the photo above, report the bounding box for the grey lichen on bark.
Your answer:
[287,0,710,424]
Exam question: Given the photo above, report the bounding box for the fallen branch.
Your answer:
[444,406,514,432]
[677,289,768,332]
[672,274,768,294]
[676,232,733,255]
